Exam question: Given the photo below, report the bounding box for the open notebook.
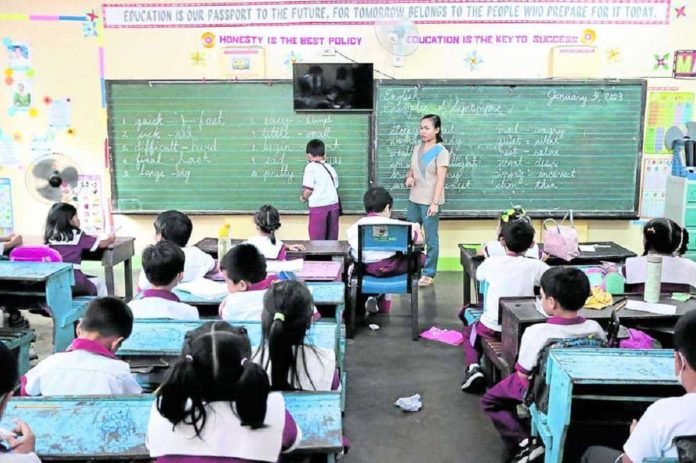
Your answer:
[177,278,228,300]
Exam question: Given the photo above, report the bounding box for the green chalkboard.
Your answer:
[374,80,646,218]
[107,81,369,213]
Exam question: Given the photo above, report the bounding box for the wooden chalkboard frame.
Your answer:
[106,79,372,215]
[372,79,647,219]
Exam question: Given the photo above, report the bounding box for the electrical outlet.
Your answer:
[320,46,336,57]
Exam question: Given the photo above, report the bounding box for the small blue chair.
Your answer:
[349,223,420,340]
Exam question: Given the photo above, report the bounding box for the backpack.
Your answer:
[523,336,607,414]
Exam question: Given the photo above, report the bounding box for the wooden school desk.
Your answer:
[459,241,637,305]
[82,237,136,300]
[531,349,682,463]
[0,328,34,376]
[0,262,77,352]
[499,294,695,370]
[2,392,343,461]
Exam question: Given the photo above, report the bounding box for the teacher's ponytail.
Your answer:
[422,114,443,143]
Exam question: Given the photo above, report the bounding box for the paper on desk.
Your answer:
[625,300,678,316]
[534,297,550,318]
[177,278,228,299]
[579,245,596,252]
[266,259,304,273]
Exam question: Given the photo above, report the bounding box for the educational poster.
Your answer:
[219,46,265,78]
[0,136,21,168]
[0,178,14,235]
[72,175,105,234]
[644,92,694,155]
[5,40,30,71]
[640,157,672,218]
[48,98,71,129]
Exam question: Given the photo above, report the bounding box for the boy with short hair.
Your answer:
[137,210,215,290]
[218,243,278,320]
[462,220,550,392]
[346,187,424,314]
[22,297,142,396]
[301,139,340,240]
[482,267,605,462]
[582,310,696,463]
[129,241,199,320]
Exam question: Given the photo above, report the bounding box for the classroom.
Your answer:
[0,0,695,462]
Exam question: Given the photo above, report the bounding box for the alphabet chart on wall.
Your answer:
[640,158,672,218]
[0,178,13,236]
[71,175,105,234]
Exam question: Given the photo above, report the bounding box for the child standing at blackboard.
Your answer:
[300,139,340,240]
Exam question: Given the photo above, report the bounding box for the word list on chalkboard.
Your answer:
[374,81,646,217]
[107,81,369,213]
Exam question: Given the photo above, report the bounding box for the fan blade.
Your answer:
[37,185,63,202]
[60,166,79,186]
[32,159,57,179]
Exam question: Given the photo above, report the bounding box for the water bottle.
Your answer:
[218,224,231,260]
[0,307,4,328]
[644,255,662,303]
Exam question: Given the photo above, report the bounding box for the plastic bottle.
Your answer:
[218,224,231,260]
[0,307,4,328]
[644,255,663,303]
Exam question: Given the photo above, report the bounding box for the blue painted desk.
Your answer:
[119,320,342,396]
[531,349,682,463]
[0,328,34,375]
[0,262,76,352]
[119,319,338,355]
[2,392,342,460]
[174,281,345,319]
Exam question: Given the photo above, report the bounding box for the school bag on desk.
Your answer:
[542,210,580,261]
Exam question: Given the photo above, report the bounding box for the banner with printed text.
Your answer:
[103,1,671,28]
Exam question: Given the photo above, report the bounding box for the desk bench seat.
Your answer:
[0,328,34,375]
[481,339,511,383]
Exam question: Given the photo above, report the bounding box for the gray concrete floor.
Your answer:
[27,268,505,462]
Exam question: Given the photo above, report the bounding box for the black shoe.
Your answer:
[365,296,379,314]
[8,311,29,329]
[461,364,485,392]
[510,437,545,463]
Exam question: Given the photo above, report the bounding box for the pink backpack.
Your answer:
[619,329,659,349]
[542,211,580,261]
[9,246,63,263]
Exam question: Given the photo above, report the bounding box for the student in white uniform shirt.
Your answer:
[22,298,142,396]
[582,310,696,463]
[477,206,545,260]
[128,241,199,320]
[346,187,424,315]
[255,280,338,392]
[624,218,696,292]
[147,321,301,463]
[482,267,606,462]
[137,210,216,291]
[0,343,40,463]
[462,220,549,393]
[245,204,304,261]
[219,244,279,321]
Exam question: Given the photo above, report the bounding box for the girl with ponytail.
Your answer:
[255,280,338,392]
[624,218,696,292]
[246,204,305,261]
[146,321,302,462]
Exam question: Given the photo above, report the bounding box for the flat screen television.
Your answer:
[293,63,373,111]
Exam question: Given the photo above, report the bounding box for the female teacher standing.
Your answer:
[405,114,449,287]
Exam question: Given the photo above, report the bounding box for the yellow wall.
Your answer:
[1,0,695,266]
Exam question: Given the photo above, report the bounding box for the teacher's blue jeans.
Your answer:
[407,201,439,278]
